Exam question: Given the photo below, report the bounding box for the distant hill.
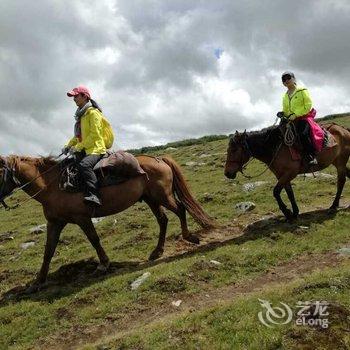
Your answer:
[128,112,350,155]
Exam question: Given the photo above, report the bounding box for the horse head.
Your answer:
[0,156,21,205]
[224,130,251,179]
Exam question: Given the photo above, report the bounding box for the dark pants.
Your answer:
[76,153,104,196]
[294,119,315,157]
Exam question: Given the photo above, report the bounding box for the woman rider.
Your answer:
[278,71,318,165]
[62,85,114,206]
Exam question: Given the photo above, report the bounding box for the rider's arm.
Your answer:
[66,136,78,148]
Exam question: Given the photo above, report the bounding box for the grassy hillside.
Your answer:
[1,115,350,349]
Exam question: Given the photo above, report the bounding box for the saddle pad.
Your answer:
[93,151,146,179]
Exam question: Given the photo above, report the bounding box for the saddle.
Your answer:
[59,150,147,193]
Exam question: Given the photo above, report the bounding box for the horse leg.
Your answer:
[145,199,169,261]
[26,220,66,293]
[77,218,110,272]
[163,195,199,244]
[273,183,293,221]
[285,183,299,218]
[330,165,347,210]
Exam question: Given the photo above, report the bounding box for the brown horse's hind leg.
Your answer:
[26,220,66,293]
[163,195,200,244]
[76,218,110,272]
[145,199,169,260]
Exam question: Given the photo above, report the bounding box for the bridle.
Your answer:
[226,136,253,175]
[0,155,66,210]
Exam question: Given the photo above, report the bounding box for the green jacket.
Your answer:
[66,107,114,155]
[282,86,313,121]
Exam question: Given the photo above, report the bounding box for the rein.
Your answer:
[239,138,283,179]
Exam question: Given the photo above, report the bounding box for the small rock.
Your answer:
[29,224,46,234]
[131,272,151,290]
[171,300,182,307]
[337,247,350,256]
[92,217,105,224]
[185,161,198,167]
[96,345,111,350]
[20,241,36,250]
[242,181,268,192]
[0,231,16,242]
[199,154,211,158]
[298,172,335,179]
[235,202,256,212]
[298,226,309,230]
[165,147,177,151]
[210,260,222,266]
[201,193,214,203]
[319,173,335,179]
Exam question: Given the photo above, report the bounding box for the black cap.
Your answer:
[281,71,295,79]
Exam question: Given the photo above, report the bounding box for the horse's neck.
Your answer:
[248,131,278,164]
[16,161,58,203]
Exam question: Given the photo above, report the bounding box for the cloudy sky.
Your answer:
[1,0,350,155]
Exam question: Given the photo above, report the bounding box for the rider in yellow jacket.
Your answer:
[63,85,114,206]
[278,72,317,165]
[66,107,114,155]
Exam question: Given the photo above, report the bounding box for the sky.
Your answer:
[1,0,350,155]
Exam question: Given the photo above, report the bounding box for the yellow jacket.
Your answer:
[66,107,114,155]
[282,86,313,121]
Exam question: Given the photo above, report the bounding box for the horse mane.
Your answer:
[245,125,282,158]
[7,155,58,171]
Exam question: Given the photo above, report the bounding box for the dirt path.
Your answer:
[39,248,344,350]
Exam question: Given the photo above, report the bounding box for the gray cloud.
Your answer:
[1,0,350,155]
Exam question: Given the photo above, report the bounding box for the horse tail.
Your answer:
[161,156,217,229]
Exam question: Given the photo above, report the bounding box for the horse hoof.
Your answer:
[149,249,163,261]
[185,235,200,244]
[328,206,337,212]
[25,283,44,294]
[95,261,110,274]
[284,210,295,222]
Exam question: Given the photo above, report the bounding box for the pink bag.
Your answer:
[300,108,324,152]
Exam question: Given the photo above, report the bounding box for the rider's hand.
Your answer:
[61,146,71,155]
[68,147,76,155]
[276,111,284,119]
[289,114,297,121]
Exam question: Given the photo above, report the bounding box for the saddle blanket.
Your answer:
[289,129,337,161]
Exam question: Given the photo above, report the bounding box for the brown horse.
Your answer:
[224,123,350,220]
[0,154,215,292]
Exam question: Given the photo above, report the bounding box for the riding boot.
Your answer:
[76,154,104,206]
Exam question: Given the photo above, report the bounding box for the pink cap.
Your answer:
[67,85,91,99]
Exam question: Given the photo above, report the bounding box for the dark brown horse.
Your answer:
[224,123,350,220]
[0,155,215,292]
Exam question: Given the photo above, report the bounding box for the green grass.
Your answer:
[98,261,350,350]
[1,115,350,349]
